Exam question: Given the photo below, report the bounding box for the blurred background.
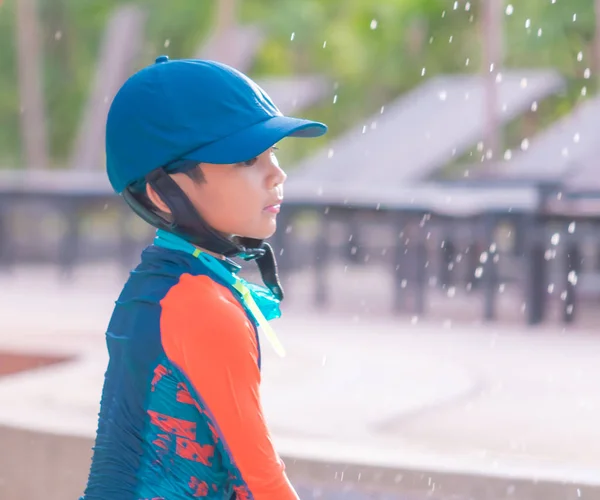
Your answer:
[1,1,600,499]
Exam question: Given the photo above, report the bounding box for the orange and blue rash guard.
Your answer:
[81,242,297,500]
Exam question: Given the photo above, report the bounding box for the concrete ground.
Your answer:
[0,264,599,500]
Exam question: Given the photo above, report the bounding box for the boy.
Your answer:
[81,56,327,500]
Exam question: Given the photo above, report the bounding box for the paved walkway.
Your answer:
[1,264,600,487]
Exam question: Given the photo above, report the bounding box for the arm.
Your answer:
[160,273,298,500]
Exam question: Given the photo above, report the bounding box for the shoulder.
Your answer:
[159,273,256,352]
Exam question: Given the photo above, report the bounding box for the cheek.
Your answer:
[189,176,263,233]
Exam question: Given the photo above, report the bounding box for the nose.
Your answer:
[267,156,287,189]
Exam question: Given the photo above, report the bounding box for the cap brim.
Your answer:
[183,115,327,164]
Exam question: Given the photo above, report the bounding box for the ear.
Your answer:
[146,183,172,214]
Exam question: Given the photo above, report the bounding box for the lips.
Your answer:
[264,199,283,213]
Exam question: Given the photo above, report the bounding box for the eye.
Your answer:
[240,157,258,167]
[238,146,279,167]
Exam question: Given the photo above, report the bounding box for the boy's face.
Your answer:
[149,146,286,241]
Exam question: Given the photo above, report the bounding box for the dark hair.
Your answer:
[128,163,205,220]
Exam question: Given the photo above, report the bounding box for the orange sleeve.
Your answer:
[160,273,298,500]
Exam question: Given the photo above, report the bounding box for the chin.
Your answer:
[240,222,277,241]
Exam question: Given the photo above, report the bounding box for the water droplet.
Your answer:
[561,291,568,300]
[584,68,591,79]
[449,35,453,43]
[548,284,555,294]
[411,316,419,325]
[448,287,456,298]
[573,13,577,22]
[477,141,484,152]
[322,356,327,366]
[582,86,588,96]
[505,4,514,15]
[370,19,378,30]
[499,283,505,293]
[333,94,338,104]
[453,1,459,9]
[164,39,170,48]
[362,125,367,134]
[566,304,574,315]
[327,149,334,158]
[521,138,530,150]
[525,18,531,28]
[495,73,503,83]
[568,222,576,233]
[531,101,538,111]
[290,32,295,41]
[562,147,569,157]
[439,91,447,101]
[551,233,560,245]
[54,31,62,40]
[465,2,471,11]
[323,40,327,48]
[568,271,578,285]
[421,67,426,76]
[577,51,583,62]
[475,267,483,278]
[520,78,528,88]
[504,150,512,160]
[442,10,446,18]
[465,57,470,66]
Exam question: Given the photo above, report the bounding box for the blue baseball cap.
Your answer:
[106,55,328,193]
